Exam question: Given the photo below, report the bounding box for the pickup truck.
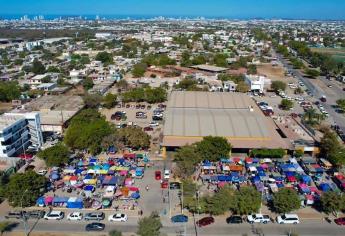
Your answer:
[247,214,271,224]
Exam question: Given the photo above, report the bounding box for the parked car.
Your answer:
[149,122,159,127]
[171,214,188,223]
[85,222,105,231]
[196,216,215,227]
[169,182,181,190]
[226,215,243,224]
[25,210,45,219]
[44,211,64,220]
[84,212,105,221]
[320,96,327,102]
[67,212,83,221]
[5,211,26,219]
[164,169,170,179]
[334,217,345,225]
[276,214,300,224]
[155,170,162,180]
[37,169,47,175]
[108,213,128,222]
[144,126,154,132]
[247,214,271,224]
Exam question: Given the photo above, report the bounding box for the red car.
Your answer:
[155,171,161,180]
[161,180,168,189]
[143,126,154,132]
[335,217,345,225]
[196,216,215,227]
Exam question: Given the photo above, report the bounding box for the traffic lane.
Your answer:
[8,218,345,236]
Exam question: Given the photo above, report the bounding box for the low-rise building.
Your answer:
[245,75,271,93]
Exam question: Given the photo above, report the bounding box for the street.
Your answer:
[5,217,345,236]
[276,53,345,132]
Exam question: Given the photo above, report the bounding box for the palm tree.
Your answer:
[303,108,325,126]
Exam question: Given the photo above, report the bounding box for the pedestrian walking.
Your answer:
[145,185,149,191]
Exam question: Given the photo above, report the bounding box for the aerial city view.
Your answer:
[0,0,345,236]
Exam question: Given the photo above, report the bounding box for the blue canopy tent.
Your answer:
[36,197,45,207]
[77,160,84,167]
[301,175,312,184]
[131,192,140,199]
[210,176,218,182]
[252,175,261,183]
[217,175,231,182]
[52,197,69,206]
[220,158,231,163]
[108,146,117,154]
[75,168,84,175]
[319,183,331,192]
[102,163,110,170]
[50,172,60,180]
[67,197,83,209]
[84,185,95,192]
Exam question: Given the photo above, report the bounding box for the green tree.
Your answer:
[336,99,345,111]
[0,81,21,102]
[83,93,102,108]
[95,51,113,65]
[207,186,234,215]
[0,222,11,236]
[231,187,261,215]
[4,171,47,207]
[303,108,325,126]
[196,136,231,162]
[213,53,228,67]
[132,63,147,77]
[31,59,45,74]
[320,192,343,216]
[103,93,118,109]
[82,77,94,90]
[273,188,300,213]
[37,143,69,167]
[109,230,122,236]
[174,145,201,179]
[47,66,60,73]
[64,109,112,154]
[280,99,294,110]
[191,55,207,65]
[117,127,150,149]
[236,81,250,93]
[305,69,320,78]
[247,64,257,75]
[271,81,287,92]
[320,128,345,167]
[137,212,162,236]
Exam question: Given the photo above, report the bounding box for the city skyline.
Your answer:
[0,0,345,20]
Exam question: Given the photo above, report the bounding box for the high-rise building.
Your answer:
[0,113,43,157]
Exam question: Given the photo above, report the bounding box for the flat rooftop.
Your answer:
[190,64,228,73]
[163,91,291,149]
[0,114,23,130]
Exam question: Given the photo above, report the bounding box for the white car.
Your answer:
[149,122,159,127]
[108,213,128,222]
[247,214,271,224]
[276,214,300,224]
[44,211,64,220]
[67,212,83,221]
[164,169,170,179]
[37,169,47,176]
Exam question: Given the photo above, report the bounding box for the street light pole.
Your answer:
[181,181,184,214]
[20,189,29,236]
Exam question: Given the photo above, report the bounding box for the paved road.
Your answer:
[276,53,345,132]
[7,218,345,236]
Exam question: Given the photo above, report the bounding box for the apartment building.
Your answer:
[0,113,43,157]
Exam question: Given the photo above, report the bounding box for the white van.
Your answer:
[276,214,300,224]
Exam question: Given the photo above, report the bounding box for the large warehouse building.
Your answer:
[162,91,291,152]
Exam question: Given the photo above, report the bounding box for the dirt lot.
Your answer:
[257,63,296,83]
[0,102,12,114]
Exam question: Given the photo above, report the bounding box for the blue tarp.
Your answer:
[84,185,95,192]
[220,159,231,163]
[77,161,84,166]
[257,167,264,172]
[36,197,45,206]
[285,171,295,177]
[258,172,266,177]
[67,198,83,208]
[210,176,218,181]
[252,176,261,183]
[131,192,140,199]
[217,175,231,182]
[76,169,83,174]
[319,183,331,192]
[135,168,144,176]
[301,175,312,184]
[52,197,69,204]
[108,146,117,153]
[51,173,59,180]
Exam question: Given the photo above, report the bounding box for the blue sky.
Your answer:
[0,0,344,19]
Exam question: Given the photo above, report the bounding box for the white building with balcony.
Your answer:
[245,75,271,93]
[0,113,43,157]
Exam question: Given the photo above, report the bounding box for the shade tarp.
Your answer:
[53,196,69,204]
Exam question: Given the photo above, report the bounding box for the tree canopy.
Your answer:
[117,127,150,149]
[196,136,231,162]
[4,171,47,207]
[272,188,300,213]
[132,63,147,77]
[121,87,167,104]
[320,191,344,215]
[95,51,113,65]
[271,81,287,92]
[230,186,261,215]
[137,212,162,236]
[31,59,46,74]
[320,128,345,167]
[64,109,113,154]
[103,93,118,109]
[174,145,201,179]
[0,81,21,102]
[280,99,294,110]
[37,143,69,167]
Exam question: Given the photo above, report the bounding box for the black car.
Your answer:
[85,222,105,231]
[25,210,45,219]
[226,215,243,224]
[170,182,181,190]
[5,211,26,219]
